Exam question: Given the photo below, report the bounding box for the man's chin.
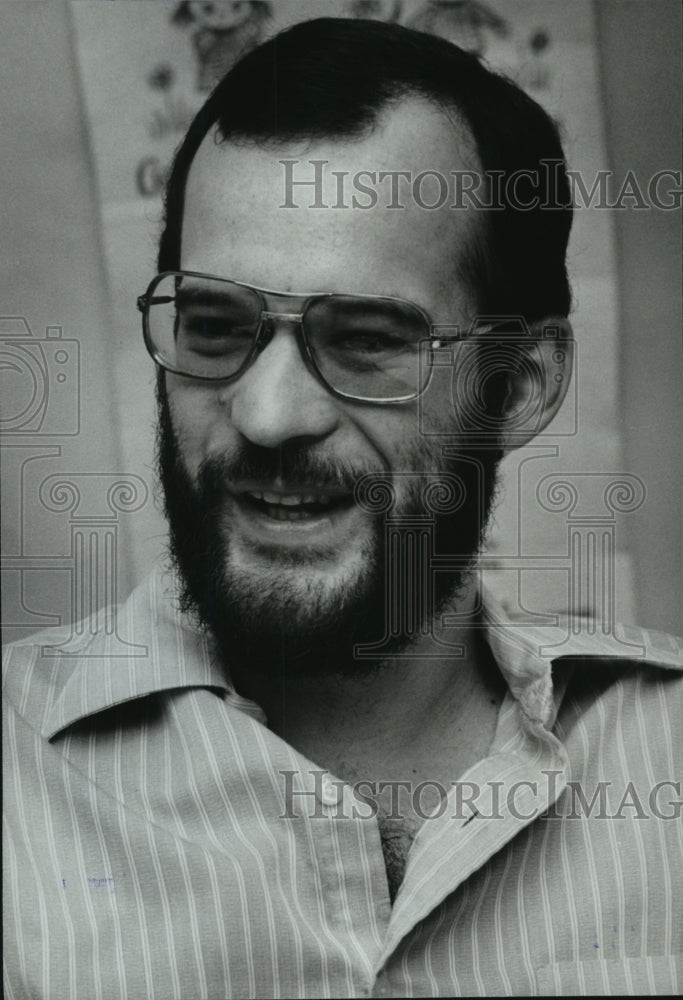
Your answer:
[225,520,369,572]
[185,517,481,682]
[197,534,392,679]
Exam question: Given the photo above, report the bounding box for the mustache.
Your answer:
[196,441,384,496]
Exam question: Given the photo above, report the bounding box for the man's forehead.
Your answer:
[181,96,482,309]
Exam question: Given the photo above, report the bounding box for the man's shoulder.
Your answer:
[555,639,683,717]
[2,567,157,735]
[483,592,682,721]
[496,610,682,676]
[483,601,681,782]
[551,618,683,691]
[547,616,683,719]
[2,566,226,742]
[3,613,108,738]
[484,586,682,667]
[539,620,683,774]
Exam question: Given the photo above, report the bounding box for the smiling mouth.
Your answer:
[235,489,355,522]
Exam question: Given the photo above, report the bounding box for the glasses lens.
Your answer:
[304,296,429,400]
[146,273,262,379]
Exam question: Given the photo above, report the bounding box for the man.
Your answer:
[4,17,681,999]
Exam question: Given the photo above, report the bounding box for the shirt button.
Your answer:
[320,776,341,808]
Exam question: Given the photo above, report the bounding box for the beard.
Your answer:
[156,377,501,680]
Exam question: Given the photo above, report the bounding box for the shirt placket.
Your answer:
[372,688,570,979]
[280,754,393,997]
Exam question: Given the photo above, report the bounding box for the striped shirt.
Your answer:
[3,565,682,998]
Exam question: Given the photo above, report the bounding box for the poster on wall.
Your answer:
[72,0,570,222]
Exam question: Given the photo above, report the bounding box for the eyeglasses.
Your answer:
[137,270,459,404]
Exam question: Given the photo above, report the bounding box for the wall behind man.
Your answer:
[596,0,682,634]
[1,0,680,640]
[1,0,135,643]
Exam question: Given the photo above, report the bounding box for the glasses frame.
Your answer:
[137,269,458,405]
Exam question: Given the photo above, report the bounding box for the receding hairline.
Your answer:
[159,15,572,320]
[181,91,487,308]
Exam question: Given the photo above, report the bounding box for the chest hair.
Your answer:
[377,813,421,903]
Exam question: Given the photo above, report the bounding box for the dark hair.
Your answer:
[158,16,573,321]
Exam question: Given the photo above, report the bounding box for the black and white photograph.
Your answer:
[2,1,681,997]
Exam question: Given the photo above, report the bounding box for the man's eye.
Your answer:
[337,330,408,354]
[182,319,227,337]
[178,317,253,353]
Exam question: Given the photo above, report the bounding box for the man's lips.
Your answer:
[228,482,355,521]
[243,489,335,507]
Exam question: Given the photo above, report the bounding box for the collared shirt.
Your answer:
[3,565,682,999]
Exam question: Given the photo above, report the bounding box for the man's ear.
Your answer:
[498,316,574,454]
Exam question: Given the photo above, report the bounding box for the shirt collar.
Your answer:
[480,589,558,728]
[42,566,682,740]
[42,566,230,739]
[480,584,682,728]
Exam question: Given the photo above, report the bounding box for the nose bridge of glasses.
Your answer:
[255,309,311,379]
[257,309,305,357]
[261,309,304,324]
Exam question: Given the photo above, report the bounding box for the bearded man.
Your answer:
[4,17,681,999]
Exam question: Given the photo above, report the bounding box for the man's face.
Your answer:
[160,97,499,674]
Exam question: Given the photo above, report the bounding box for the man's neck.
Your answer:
[228,584,506,784]
[228,584,506,902]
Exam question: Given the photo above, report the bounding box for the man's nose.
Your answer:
[224,323,341,448]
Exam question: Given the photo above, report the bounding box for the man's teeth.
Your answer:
[246,491,333,506]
